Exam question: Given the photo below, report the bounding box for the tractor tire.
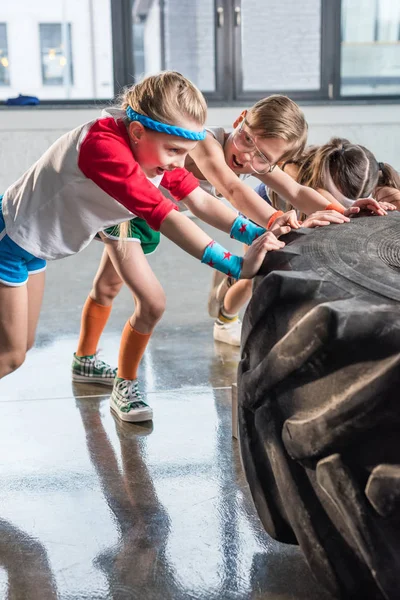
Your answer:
[238,214,400,600]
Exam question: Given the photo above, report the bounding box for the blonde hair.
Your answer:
[246,95,308,162]
[116,71,207,242]
[120,70,207,128]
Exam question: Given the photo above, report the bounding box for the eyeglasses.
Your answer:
[232,118,276,175]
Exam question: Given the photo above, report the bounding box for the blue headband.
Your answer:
[125,106,206,141]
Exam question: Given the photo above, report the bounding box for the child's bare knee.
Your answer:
[93,279,122,303]
[139,293,166,326]
[0,350,26,377]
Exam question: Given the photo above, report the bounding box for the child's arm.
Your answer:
[262,168,386,216]
[189,134,280,227]
[159,209,284,279]
[375,186,400,210]
[260,167,332,214]
[183,187,291,244]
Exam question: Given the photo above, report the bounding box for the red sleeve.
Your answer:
[161,168,199,201]
[78,118,178,231]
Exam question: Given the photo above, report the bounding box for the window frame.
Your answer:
[0,22,10,87]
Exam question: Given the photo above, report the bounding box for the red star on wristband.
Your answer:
[254,233,260,239]
[207,260,215,268]
[227,271,233,277]
[208,240,216,247]
[239,223,248,233]
[223,252,232,260]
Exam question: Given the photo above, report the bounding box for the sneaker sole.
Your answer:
[110,405,153,423]
[213,329,241,347]
[72,374,116,386]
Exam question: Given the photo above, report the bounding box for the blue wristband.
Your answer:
[201,241,243,279]
[230,215,265,245]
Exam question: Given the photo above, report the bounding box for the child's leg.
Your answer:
[26,271,46,351]
[106,239,165,372]
[0,283,30,378]
[73,247,123,385]
[213,244,252,346]
[105,239,165,422]
[222,279,253,316]
[76,248,123,357]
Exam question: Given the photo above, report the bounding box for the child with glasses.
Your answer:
[183,97,385,345]
[0,71,285,422]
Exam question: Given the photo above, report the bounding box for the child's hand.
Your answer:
[269,209,300,233]
[240,231,285,279]
[345,198,387,216]
[379,201,396,211]
[301,210,350,228]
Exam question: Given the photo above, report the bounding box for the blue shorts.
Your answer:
[0,196,47,286]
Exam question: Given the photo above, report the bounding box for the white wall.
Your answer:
[0,103,399,192]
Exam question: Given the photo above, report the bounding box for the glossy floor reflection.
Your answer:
[0,226,333,600]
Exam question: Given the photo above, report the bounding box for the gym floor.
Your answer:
[0,219,332,600]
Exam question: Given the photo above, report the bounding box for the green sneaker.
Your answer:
[110,378,153,422]
[72,352,117,386]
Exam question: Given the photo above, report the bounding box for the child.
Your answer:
[184,99,385,345]
[266,137,400,213]
[0,71,285,419]
[214,136,395,344]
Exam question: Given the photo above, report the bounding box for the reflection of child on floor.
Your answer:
[72,72,292,423]
[183,99,385,346]
[0,71,282,409]
[216,136,397,345]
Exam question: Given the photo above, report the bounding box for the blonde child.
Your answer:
[184,100,385,345]
[0,71,285,421]
[73,92,354,397]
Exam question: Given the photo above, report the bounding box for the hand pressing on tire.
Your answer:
[240,231,285,279]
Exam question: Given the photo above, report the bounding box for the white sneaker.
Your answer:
[110,378,153,422]
[213,319,242,346]
[208,272,235,318]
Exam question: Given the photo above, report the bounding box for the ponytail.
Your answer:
[377,162,400,191]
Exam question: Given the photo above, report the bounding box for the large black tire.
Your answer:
[238,214,400,600]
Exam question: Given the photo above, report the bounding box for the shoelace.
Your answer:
[94,350,117,375]
[118,379,145,404]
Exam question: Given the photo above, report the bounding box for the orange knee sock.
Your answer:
[117,320,151,380]
[76,297,112,357]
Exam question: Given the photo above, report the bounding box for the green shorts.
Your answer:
[101,218,160,255]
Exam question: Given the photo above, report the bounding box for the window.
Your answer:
[0,23,10,86]
[0,1,114,102]
[2,0,399,104]
[130,0,333,103]
[239,0,321,93]
[39,23,73,86]
[132,0,218,96]
[341,0,400,96]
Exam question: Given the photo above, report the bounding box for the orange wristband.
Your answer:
[267,210,284,229]
[325,202,345,215]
